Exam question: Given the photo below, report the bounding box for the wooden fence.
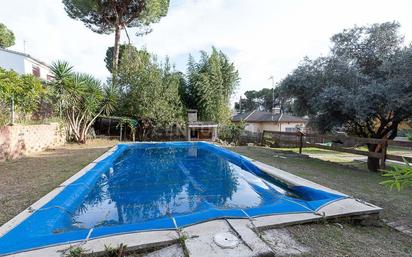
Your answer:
[259,130,412,169]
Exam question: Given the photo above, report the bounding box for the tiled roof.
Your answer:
[232,110,306,123]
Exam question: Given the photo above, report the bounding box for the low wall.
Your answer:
[0,123,65,161]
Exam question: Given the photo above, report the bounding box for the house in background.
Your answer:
[0,48,53,81]
[232,108,307,133]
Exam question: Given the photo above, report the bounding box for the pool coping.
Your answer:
[0,142,382,257]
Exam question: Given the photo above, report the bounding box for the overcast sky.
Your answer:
[2,0,412,103]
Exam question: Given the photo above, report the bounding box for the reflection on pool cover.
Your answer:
[0,142,345,255]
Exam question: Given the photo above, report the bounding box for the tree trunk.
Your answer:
[367,156,380,172]
[113,24,121,73]
[367,144,381,172]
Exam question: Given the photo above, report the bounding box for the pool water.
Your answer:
[72,145,300,229]
[0,142,345,255]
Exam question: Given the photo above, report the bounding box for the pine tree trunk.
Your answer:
[113,24,121,73]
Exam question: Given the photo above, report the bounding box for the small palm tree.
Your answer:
[50,60,73,118]
[50,61,118,143]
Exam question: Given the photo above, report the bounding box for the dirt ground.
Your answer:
[231,146,412,257]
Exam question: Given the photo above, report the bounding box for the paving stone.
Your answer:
[143,244,184,257]
[226,219,273,256]
[261,228,310,256]
[183,220,257,257]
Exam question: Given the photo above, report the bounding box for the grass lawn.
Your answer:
[231,146,412,257]
[275,146,412,171]
[0,139,117,225]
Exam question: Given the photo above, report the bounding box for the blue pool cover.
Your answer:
[0,142,346,255]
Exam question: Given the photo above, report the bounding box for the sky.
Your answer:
[2,0,412,104]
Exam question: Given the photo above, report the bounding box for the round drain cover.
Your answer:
[213,232,239,249]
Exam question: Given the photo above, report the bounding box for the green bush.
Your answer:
[64,247,88,257]
[218,121,245,145]
[407,133,412,141]
[381,159,412,190]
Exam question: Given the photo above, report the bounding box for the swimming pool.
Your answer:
[0,142,346,255]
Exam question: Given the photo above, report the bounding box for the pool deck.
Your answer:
[0,143,382,257]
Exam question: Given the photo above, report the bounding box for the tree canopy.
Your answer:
[183,47,239,123]
[115,46,185,139]
[62,0,169,71]
[0,23,15,48]
[104,44,136,73]
[235,88,281,113]
[0,68,44,124]
[279,21,412,171]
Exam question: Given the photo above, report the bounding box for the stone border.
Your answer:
[1,142,382,257]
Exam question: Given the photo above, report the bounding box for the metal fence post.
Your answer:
[299,131,303,154]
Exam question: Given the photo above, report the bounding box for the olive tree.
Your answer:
[279,22,412,171]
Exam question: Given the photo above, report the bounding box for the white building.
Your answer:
[232,109,307,133]
[0,48,53,81]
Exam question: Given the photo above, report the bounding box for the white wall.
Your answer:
[261,122,281,132]
[245,123,262,133]
[0,50,52,81]
[279,122,306,132]
[244,122,306,133]
[0,50,26,74]
[23,58,52,81]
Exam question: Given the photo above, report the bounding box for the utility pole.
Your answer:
[239,95,242,113]
[23,40,27,53]
[268,76,275,121]
[268,76,275,111]
[10,96,15,125]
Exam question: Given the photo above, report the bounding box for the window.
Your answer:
[32,65,40,77]
[285,127,297,132]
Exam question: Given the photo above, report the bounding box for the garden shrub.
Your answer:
[381,159,412,190]
[218,121,245,145]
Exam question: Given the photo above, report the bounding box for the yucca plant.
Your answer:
[381,158,412,191]
[50,61,118,143]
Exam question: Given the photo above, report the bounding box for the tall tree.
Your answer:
[184,47,239,123]
[62,0,169,72]
[279,22,412,171]
[116,48,185,139]
[0,23,15,48]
